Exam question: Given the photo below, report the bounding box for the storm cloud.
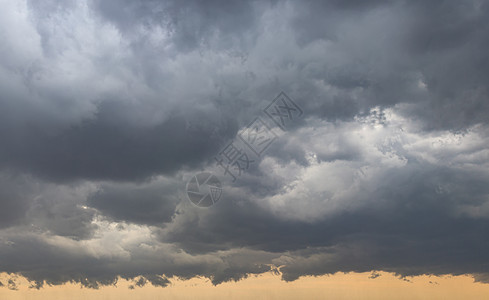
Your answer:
[0,0,489,289]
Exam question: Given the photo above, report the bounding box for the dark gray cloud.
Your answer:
[87,177,181,225]
[90,0,263,52]
[0,0,489,290]
[0,174,33,229]
[161,155,489,279]
[0,105,228,181]
[289,0,489,130]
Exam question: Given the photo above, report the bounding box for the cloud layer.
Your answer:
[0,0,489,289]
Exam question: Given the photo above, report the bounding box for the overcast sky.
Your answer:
[1,0,489,290]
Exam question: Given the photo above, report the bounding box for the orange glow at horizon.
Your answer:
[1,271,489,300]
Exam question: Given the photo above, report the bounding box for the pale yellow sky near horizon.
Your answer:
[1,272,489,300]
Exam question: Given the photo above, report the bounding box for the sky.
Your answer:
[0,0,489,297]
